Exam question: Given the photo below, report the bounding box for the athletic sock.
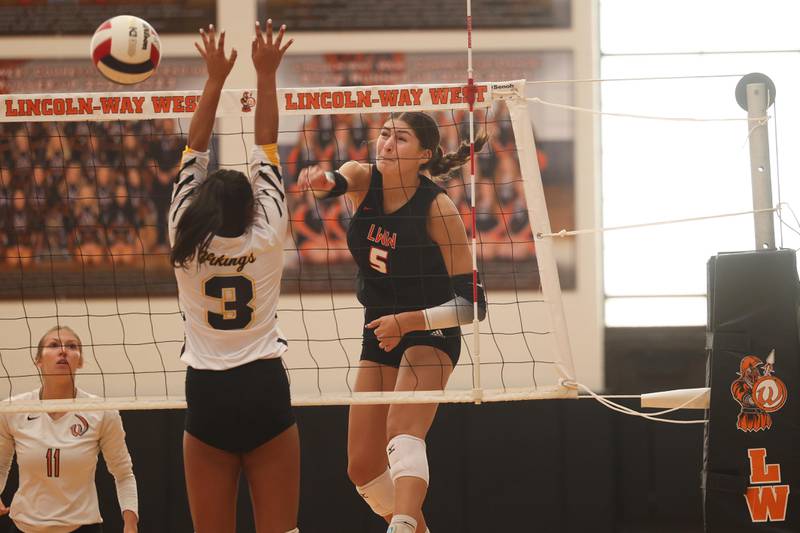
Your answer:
[387,514,418,533]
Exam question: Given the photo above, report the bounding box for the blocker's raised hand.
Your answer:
[194,24,237,82]
[252,19,293,75]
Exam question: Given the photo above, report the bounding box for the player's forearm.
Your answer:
[0,458,11,489]
[396,301,481,334]
[255,73,278,145]
[0,435,15,491]
[395,310,427,334]
[187,77,225,152]
[113,470,139,515]
[122,509,138,531]
[101,414,139,517]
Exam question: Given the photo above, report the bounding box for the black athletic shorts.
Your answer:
[10,524,102,533]
[360,308,462,368]
[185,357,295,453]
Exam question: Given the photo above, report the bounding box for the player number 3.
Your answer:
[203,275,255,330]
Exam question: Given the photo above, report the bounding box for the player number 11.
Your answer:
[46,448,60,478]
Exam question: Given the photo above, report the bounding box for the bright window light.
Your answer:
[600,51,800,326]
[600,0,800,55]
[605,297,708,327]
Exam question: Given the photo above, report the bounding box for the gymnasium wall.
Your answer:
[0,1,661,531]
[1,399,707,533]
[0,0,604,392]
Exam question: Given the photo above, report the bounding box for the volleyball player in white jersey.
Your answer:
[168,21,298,533]
[0,326,138,533]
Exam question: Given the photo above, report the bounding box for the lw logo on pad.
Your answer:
[745,448,790,523]
[730,350,787,432]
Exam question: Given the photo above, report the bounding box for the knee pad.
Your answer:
[387,434,429,485]
[355,468,394,517]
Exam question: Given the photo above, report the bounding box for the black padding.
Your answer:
[452,273,487,319]
[323,170,348,199]
[703,249,799,532]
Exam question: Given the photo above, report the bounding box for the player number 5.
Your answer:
[369,247,388,274]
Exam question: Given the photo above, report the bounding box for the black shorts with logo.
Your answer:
[360,308,462,368]
[185,357,295,453]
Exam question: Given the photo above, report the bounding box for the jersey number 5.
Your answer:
[369,247,389,274]
[204,275,255,330]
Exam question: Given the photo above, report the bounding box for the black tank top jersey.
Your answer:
[347,165,453,314]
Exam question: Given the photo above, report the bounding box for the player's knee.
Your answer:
[347,453,379,486]
[355,468,394,517]
[387,434,429,485]
[385,414,424,443]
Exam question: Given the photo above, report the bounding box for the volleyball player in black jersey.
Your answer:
[300,113,487,533]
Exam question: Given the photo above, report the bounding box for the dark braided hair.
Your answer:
[390,111,488,180]
[170,169,255,269]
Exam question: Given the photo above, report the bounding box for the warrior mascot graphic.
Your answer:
[240,91,256,112]
[730,350,788,432]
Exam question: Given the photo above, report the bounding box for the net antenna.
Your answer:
[0,80,578,413]
[465,0,481,400]
[461,0,575,400]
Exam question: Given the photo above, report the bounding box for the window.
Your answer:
[600,1,800,326]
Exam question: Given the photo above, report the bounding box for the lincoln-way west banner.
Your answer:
[0,81,500,123]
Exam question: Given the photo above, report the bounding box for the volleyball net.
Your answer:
[0,79,578,412]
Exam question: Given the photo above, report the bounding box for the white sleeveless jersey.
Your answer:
[0,389,138,533]
[169,145,288,370]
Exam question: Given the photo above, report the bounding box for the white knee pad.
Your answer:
[387,434,429,485]
[356,468,395,517]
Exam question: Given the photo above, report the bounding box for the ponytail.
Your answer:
[424,131,489,180]
[170,169,254,269]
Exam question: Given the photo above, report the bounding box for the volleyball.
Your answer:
[90,15,161,85]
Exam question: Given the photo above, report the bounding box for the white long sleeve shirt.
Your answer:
[0,389,138,533]
[169,145,289,370]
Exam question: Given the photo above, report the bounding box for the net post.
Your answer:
[735,73,776,250]
[745,83,774,250]
[504,82,577,391]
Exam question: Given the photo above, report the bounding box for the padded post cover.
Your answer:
[704,249,799,531]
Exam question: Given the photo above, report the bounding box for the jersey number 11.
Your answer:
[46,448,60,478]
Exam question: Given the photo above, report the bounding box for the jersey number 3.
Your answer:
[204,275,255,330]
